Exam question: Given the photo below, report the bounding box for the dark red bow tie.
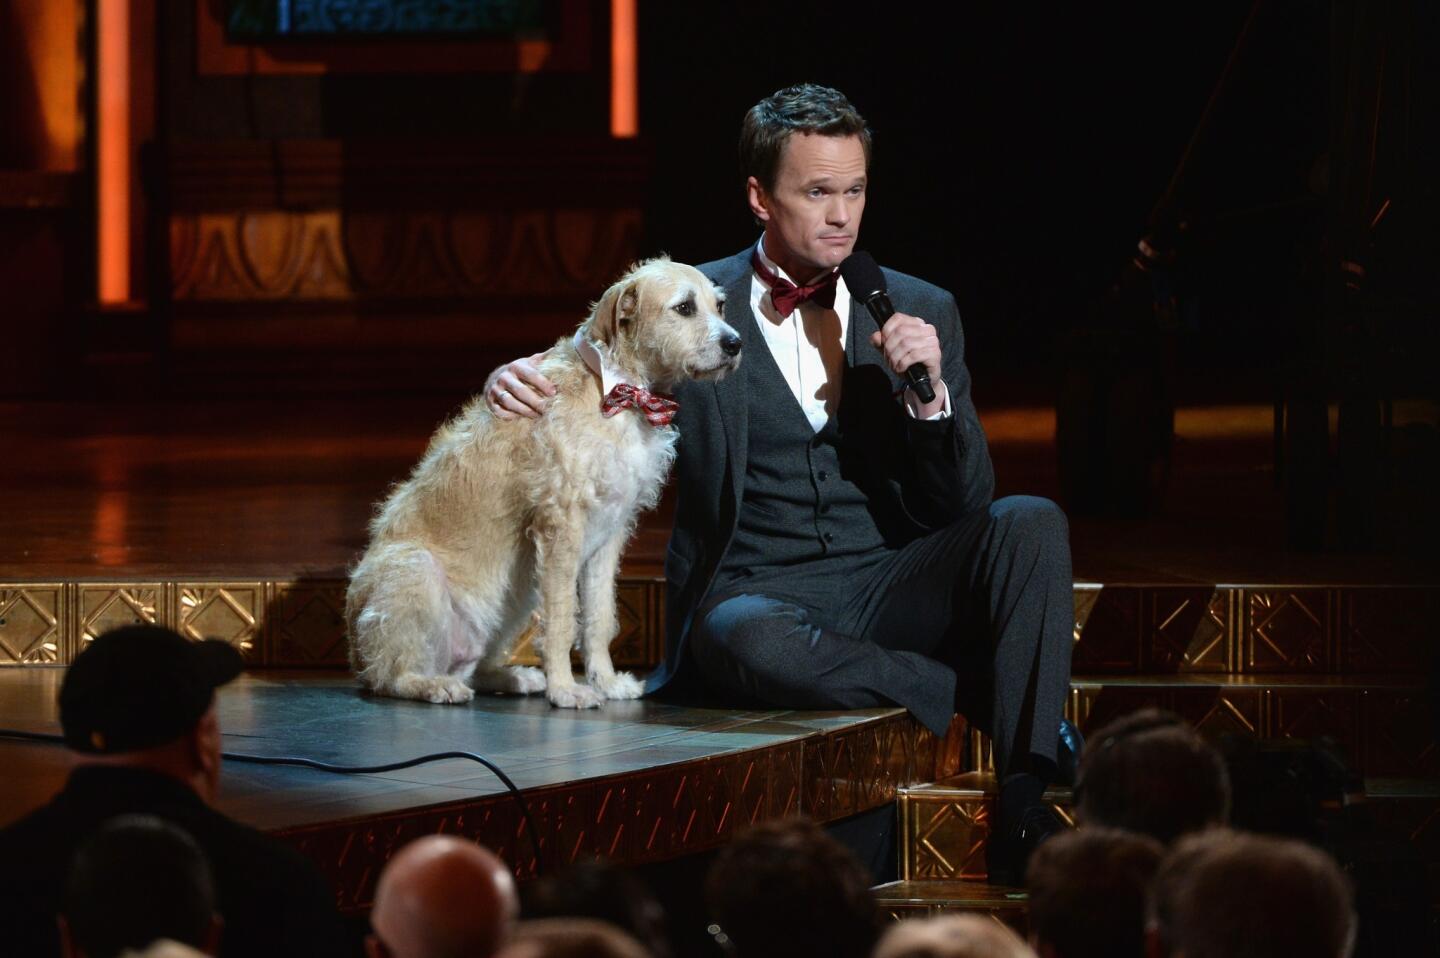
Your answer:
[601,383,680,427]
[751,249,838,317]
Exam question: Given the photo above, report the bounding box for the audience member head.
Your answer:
[60,814,221,958]
[1148,828,1357,958]
[522,860,670,958]
[1024,826,1164,958]
[740,84,871,195]
[368,835,519,958]
[873,915,1036,958]
[704,817,878,958]
[59,625,243,803]
[1075,709,1230,844]
[496,918,651,958]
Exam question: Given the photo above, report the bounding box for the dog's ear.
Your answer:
[591,279,641,346]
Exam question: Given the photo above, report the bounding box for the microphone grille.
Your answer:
[838,251,886,298]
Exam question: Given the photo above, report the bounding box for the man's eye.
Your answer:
[674,300,695,316]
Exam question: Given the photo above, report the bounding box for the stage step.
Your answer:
[896,772,1440,885]
[1070,583,1440,678]
[871,880,1029,931]
[952,673,1436,780]
[898,773,1072,884]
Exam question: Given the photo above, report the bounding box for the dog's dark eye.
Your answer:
[674,299,695,317]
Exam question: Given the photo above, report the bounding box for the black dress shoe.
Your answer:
[1054,718,1085,787]
[986,804,1066,886]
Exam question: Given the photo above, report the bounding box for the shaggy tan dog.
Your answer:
[346,258,740,707]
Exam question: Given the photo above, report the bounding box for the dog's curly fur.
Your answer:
[346,258,739,707]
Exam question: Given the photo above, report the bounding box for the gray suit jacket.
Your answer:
[645,247,995,696]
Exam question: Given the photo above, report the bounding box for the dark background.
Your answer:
[638,1,1415,387]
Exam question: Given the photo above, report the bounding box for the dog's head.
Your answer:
[585,257,742,388]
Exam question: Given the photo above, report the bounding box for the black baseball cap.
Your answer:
[60,624,244,754]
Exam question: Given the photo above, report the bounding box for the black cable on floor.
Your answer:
[0,728,545,871]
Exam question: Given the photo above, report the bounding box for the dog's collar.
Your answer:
[572,329,634,396]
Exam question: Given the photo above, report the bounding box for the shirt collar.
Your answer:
[573,328,631,395]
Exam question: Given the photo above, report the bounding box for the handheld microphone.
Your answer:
[839,252,936,404]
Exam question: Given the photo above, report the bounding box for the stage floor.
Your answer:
[0,669,950,907]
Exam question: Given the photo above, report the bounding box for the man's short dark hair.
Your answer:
[1149,828,1357,958]
[1025,826,1165,958]
[1075,708,1231,844]
[63,815,217,957]
[740,84,872,194]
[705,817,878,958]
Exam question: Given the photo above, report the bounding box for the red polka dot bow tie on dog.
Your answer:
[601,383,680,427]
[751,249,839,317]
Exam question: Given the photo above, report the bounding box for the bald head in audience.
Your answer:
[1147,828,1356,958]
[873,915,1036,958]
[367,836,519,958]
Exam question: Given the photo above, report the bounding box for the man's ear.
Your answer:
[191,707,222,802]
[592,280,640,346]
[746,175,771,223]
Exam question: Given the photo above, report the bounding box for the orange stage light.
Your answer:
[611,0,637,138]
[98,0,130,304]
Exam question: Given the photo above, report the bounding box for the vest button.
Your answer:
[824,532,834,543]
[817,470,829,481]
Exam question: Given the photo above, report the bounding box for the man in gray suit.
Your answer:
[487,84,1075,884]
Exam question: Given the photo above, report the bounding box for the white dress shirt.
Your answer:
[749,238,950,432]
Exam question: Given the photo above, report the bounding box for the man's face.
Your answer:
[748,133,867,282]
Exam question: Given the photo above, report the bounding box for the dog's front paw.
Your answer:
[591,670,644,700]
[547,683,604,709]
[393,674,475,705]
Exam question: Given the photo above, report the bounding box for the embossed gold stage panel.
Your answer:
[0,669,960,912]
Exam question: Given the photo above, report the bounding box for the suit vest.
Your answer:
[712,316,890,602]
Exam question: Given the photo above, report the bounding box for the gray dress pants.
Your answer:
[687,495,1073,776]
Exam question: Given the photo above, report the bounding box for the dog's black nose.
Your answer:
[719,332,742,356]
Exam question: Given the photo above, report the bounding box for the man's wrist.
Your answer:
[904,379,951,420]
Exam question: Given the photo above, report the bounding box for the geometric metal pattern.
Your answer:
[0,576,668,671]
[1149,587,1233,672]
[0,585,64,664]
[77,584,162,657]
[1244,589,1331,672]
[4,579,1434,681]
[178,584,263,661]
[1342,587,1440,674]
[1056,680,1430,778]
[898,774,1073,882]
[269,583,349,666]
[1072,585,1142,674]
[274,708,956,911]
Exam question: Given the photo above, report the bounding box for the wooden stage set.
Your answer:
[2,396,1437,926]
